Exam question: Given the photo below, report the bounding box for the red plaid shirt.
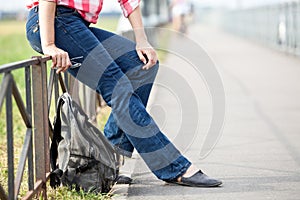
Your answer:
[27,0,140,24]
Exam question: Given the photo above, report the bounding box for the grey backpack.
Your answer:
[50,93,118,193]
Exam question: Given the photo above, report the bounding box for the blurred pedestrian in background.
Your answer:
[170,0,190,33]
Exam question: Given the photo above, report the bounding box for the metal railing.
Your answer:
[222,1,300,56]
[197,0,300,56]
[0,56,101,199]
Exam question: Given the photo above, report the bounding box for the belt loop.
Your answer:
[34,6,39,13]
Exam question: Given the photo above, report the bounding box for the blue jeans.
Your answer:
[26,6,191,180]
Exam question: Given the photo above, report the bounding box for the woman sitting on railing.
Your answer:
[25,0,222,188]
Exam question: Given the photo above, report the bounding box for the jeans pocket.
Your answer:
[26,9,38,34]
[26,12,42,54]
[26,20,39,35]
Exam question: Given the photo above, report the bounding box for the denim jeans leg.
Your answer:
[103,64,158,157]
[104,114,134,157]
[90,27,159,157]
[103,69,157,157]
[97,60,191,180]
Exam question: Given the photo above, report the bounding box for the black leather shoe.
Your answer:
[116,174,133,184]
[115,154,133,184]
[166,170,222,187]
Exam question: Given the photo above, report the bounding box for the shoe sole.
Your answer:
[166,181,223,188]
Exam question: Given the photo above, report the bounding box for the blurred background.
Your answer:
[0,0,299,62]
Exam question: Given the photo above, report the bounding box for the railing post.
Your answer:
[31,57,50,199]
[25,66,34,191]
[6,73,14,200]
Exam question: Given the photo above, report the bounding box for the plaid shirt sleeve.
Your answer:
[118,0,141,18]
[27,0,57,9]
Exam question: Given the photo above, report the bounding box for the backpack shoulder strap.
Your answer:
[50,97,65,170]
[49,94,69,189]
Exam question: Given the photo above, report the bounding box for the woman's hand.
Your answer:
[136,40,158,70]
[43,44,72,74]
[127,6,158,70]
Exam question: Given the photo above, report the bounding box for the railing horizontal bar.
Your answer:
[0,58,39,74]
[14,129,33,200]
[22,173,50,200]
[39,56,52,63]
[21,180,43,200]
[0,56,51,74]
[0,73,13,111]
[12,79,32,128]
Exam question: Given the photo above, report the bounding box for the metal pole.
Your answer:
[31,57,49,199]
[5,73,14,200]
[41,60,50,174]
[25,66,34,191]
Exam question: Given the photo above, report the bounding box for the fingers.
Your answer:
[46,48,71,74]
[59,52,72,73]
[136,40,158,70]
[55,53,62,69]
[51,54,57,68]
[140,49,158,70]
[137,50,147,65]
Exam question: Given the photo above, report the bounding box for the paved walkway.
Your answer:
[113,23,300,200]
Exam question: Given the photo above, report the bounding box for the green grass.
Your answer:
[46,184,112,200]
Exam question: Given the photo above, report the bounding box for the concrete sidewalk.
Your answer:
[113,24,300,200]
